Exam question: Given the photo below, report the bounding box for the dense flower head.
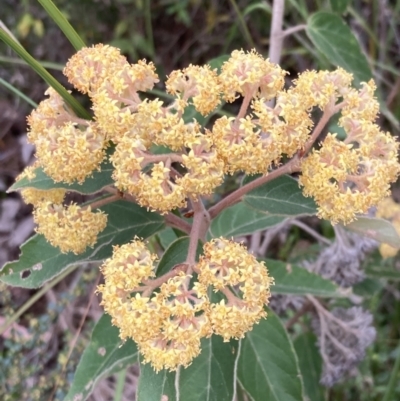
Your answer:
[178,134,225,196]
[33,202,107,254]
[291,68,353,110]
[91,60,159,142]
[212,115,266,174]
[34,121,106,184]
[166,64,221,115]
[300,73,400,225]
[27,88,107,184]
[21,188,66,207]
[197,238,273,340]
[138,162,187,213]
[100,239,157,290]
[98,243,212,371]
[111,137,146,195]
[219,49,286,102]
[27,88,74,139]
[299,133,398,224]
[63,44,128,94]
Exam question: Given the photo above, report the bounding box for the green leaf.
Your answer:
[156,237,202,276]
[0,201,164,288]
[238,310,305,401]
[306,12,372,86]
[8,154,114,194]
[329,0,350,13]
[266,259,342,297]
[208,202,286,239]
[294,333,325,401]
[137,361,176,401]
[179,336,238,401]
[344,217,400,248]
[64,314,138,401]
[207,54,229,73]
[353,277,384,297]
[137,336,238,401]
[244,175,317,217]
[0,77,37,108]
[366,265,400,280]
[0,28,90,119]
[37,0,86,51]
[158,227,178,249]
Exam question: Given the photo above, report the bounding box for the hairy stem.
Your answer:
[164,212,192,235]
[86,194,121,210]
[268,0,285,64]
[208,156,301,219]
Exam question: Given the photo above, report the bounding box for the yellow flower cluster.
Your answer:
[299,76,399,224]
[98,237,272,371]
[197,238,273,341]
[376,197,400,258]
[21,187,107,255]
[33,202,107,255]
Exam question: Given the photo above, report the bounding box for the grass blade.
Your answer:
[0,28,90,119]
[37,0,86,51]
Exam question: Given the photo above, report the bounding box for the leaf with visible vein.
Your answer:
[244,175,317,217]
[238,310,305,401]
[208,202,286,239]
[307,12,372,86]
[266,259,342,297]
[64,314,138,401]
[0,201,164,288]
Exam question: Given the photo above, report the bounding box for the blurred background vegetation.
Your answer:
[0,0,399,400]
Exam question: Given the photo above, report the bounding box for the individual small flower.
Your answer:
[219,49,286,102]
[15,163,39,182]
[63,44,128,94]
[166,64,221,115]
[33,202,107,254]
[178,134,225,196]
[21,188,66,207]
[138,162,187,213]
[197,238,273,340]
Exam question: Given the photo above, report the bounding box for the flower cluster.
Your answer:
[299,75,399,224]
[98,237,272,371]
[21,187,107,255]
[23,45,398,222]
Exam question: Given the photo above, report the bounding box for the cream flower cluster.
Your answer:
[299,76,399,224]
[24,45,397,222]
[97,238,272,371]
[21,187,107,255]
